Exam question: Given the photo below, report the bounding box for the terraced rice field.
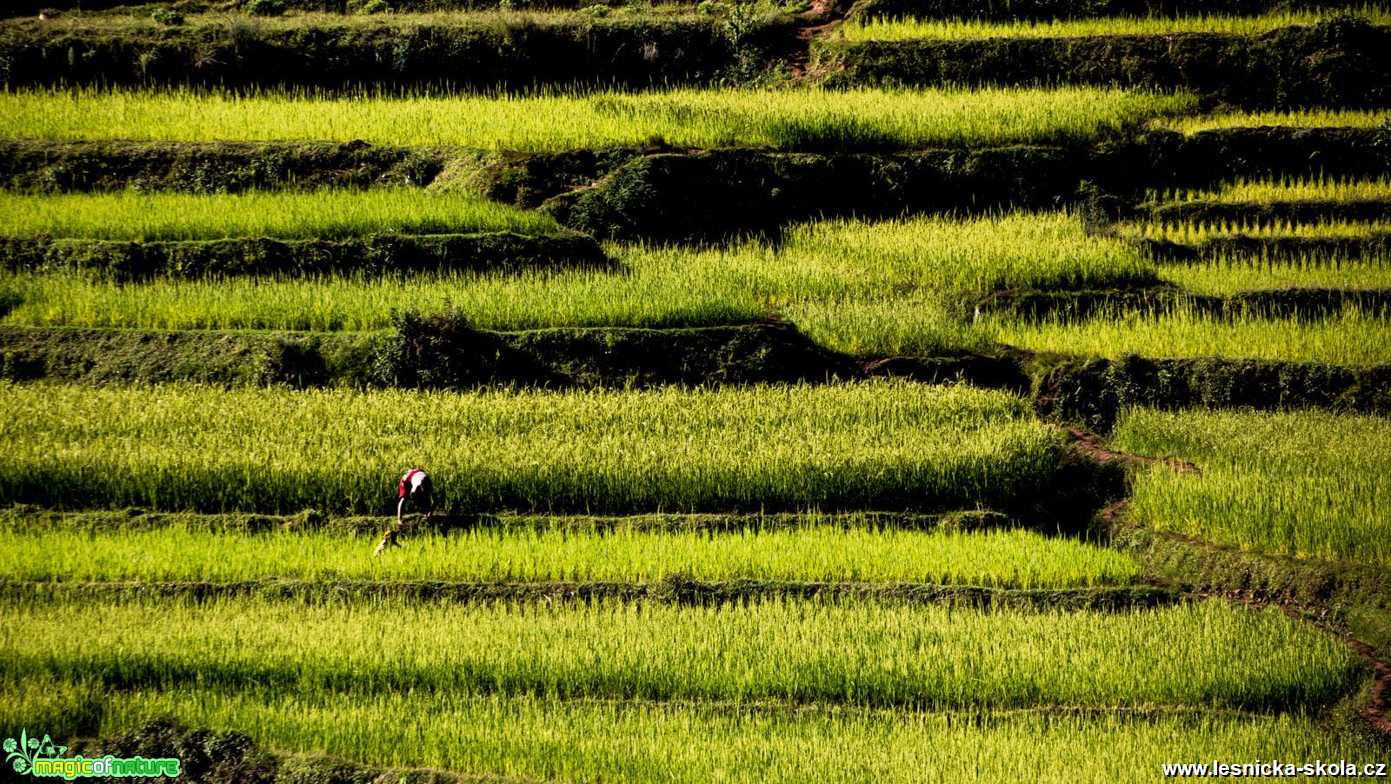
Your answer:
[0,381,1062,513]
[2,0,1389,780]
[1162,109,1391,133]
[0,188,559,239]
[0,87,1194,150]
[1160,256,1391,293]
[991,306,1391,365]
[0,524,1143,587]
[838,8,1391,40]
[3,678,1379,784]
[1116,408,1391,564]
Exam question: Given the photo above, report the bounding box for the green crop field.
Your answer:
[990,305,1391,365]
[4,678,1379,784]
[1126,219,1391,243]
[0,87,1195,150]
[0,381,1063,514]
[0,212,1146,357]
[1159,256,1391,293]
[1162,109,1391,134]
[1150,177,1391,205]
[837,9,1391,41]
[0,189,559,240]
[0,525,1141,587]
[0,597,1358,710]
[2,2,1389,780]
[1116,409,1391,565]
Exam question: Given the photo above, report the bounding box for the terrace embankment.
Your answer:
[846,0,1370,22]
[4,129,1386,242]
[1113,515,1391,654]
[1112,127,1391,191]
[0,14,790,89]
[10,128,1386,195]
[1032,354,1391,432]
[1146,200,1391,226]
[975,287,1391,322]
[1139,234,1391,262]
[3,0,715,13]
[484,129,1391,241]
[0,139,447,193]
[0,232,606,279]
[0,505,1017,536]
[53,718,507,784]
[5,320,1390,429]
[0,577,1175,610]
[0,320,859,388]
[818,17,1391,108]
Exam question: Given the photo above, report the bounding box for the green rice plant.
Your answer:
[989,304,1391,365]
[1,677,1379,784]
[1160,109,1390,135]
[0,189,559,241]
[0,270,993,354]
[0,526,1140,588]
[1115,408,1391,564]
[0,264,766,333]
[1124,219,1391,243]
[776,214,1152,293]
[837,9,1391,41]
[0,597,1360,711]
[786,295,990,355]
[1158,254,1391,294]
[0,381,1062,514]
[1148,176,1391,205]
[0,86,1196,150]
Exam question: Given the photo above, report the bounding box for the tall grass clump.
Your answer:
[0,597,1360,711]
[1115,408,1391,564]
[0,381,1062,514]
[0,189,559,241]
[0,526,1141,588]
[0,87,1196,150]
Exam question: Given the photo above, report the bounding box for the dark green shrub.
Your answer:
[151,8,187,25]
[244,0,288,16]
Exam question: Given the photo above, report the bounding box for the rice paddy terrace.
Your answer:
[1,0,1390,781]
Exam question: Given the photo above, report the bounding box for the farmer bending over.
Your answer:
[374,467,434,556]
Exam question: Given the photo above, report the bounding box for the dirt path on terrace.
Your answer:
[1066,426,1201,475]
[1345,636,1391,738]
[785,0,849,80]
